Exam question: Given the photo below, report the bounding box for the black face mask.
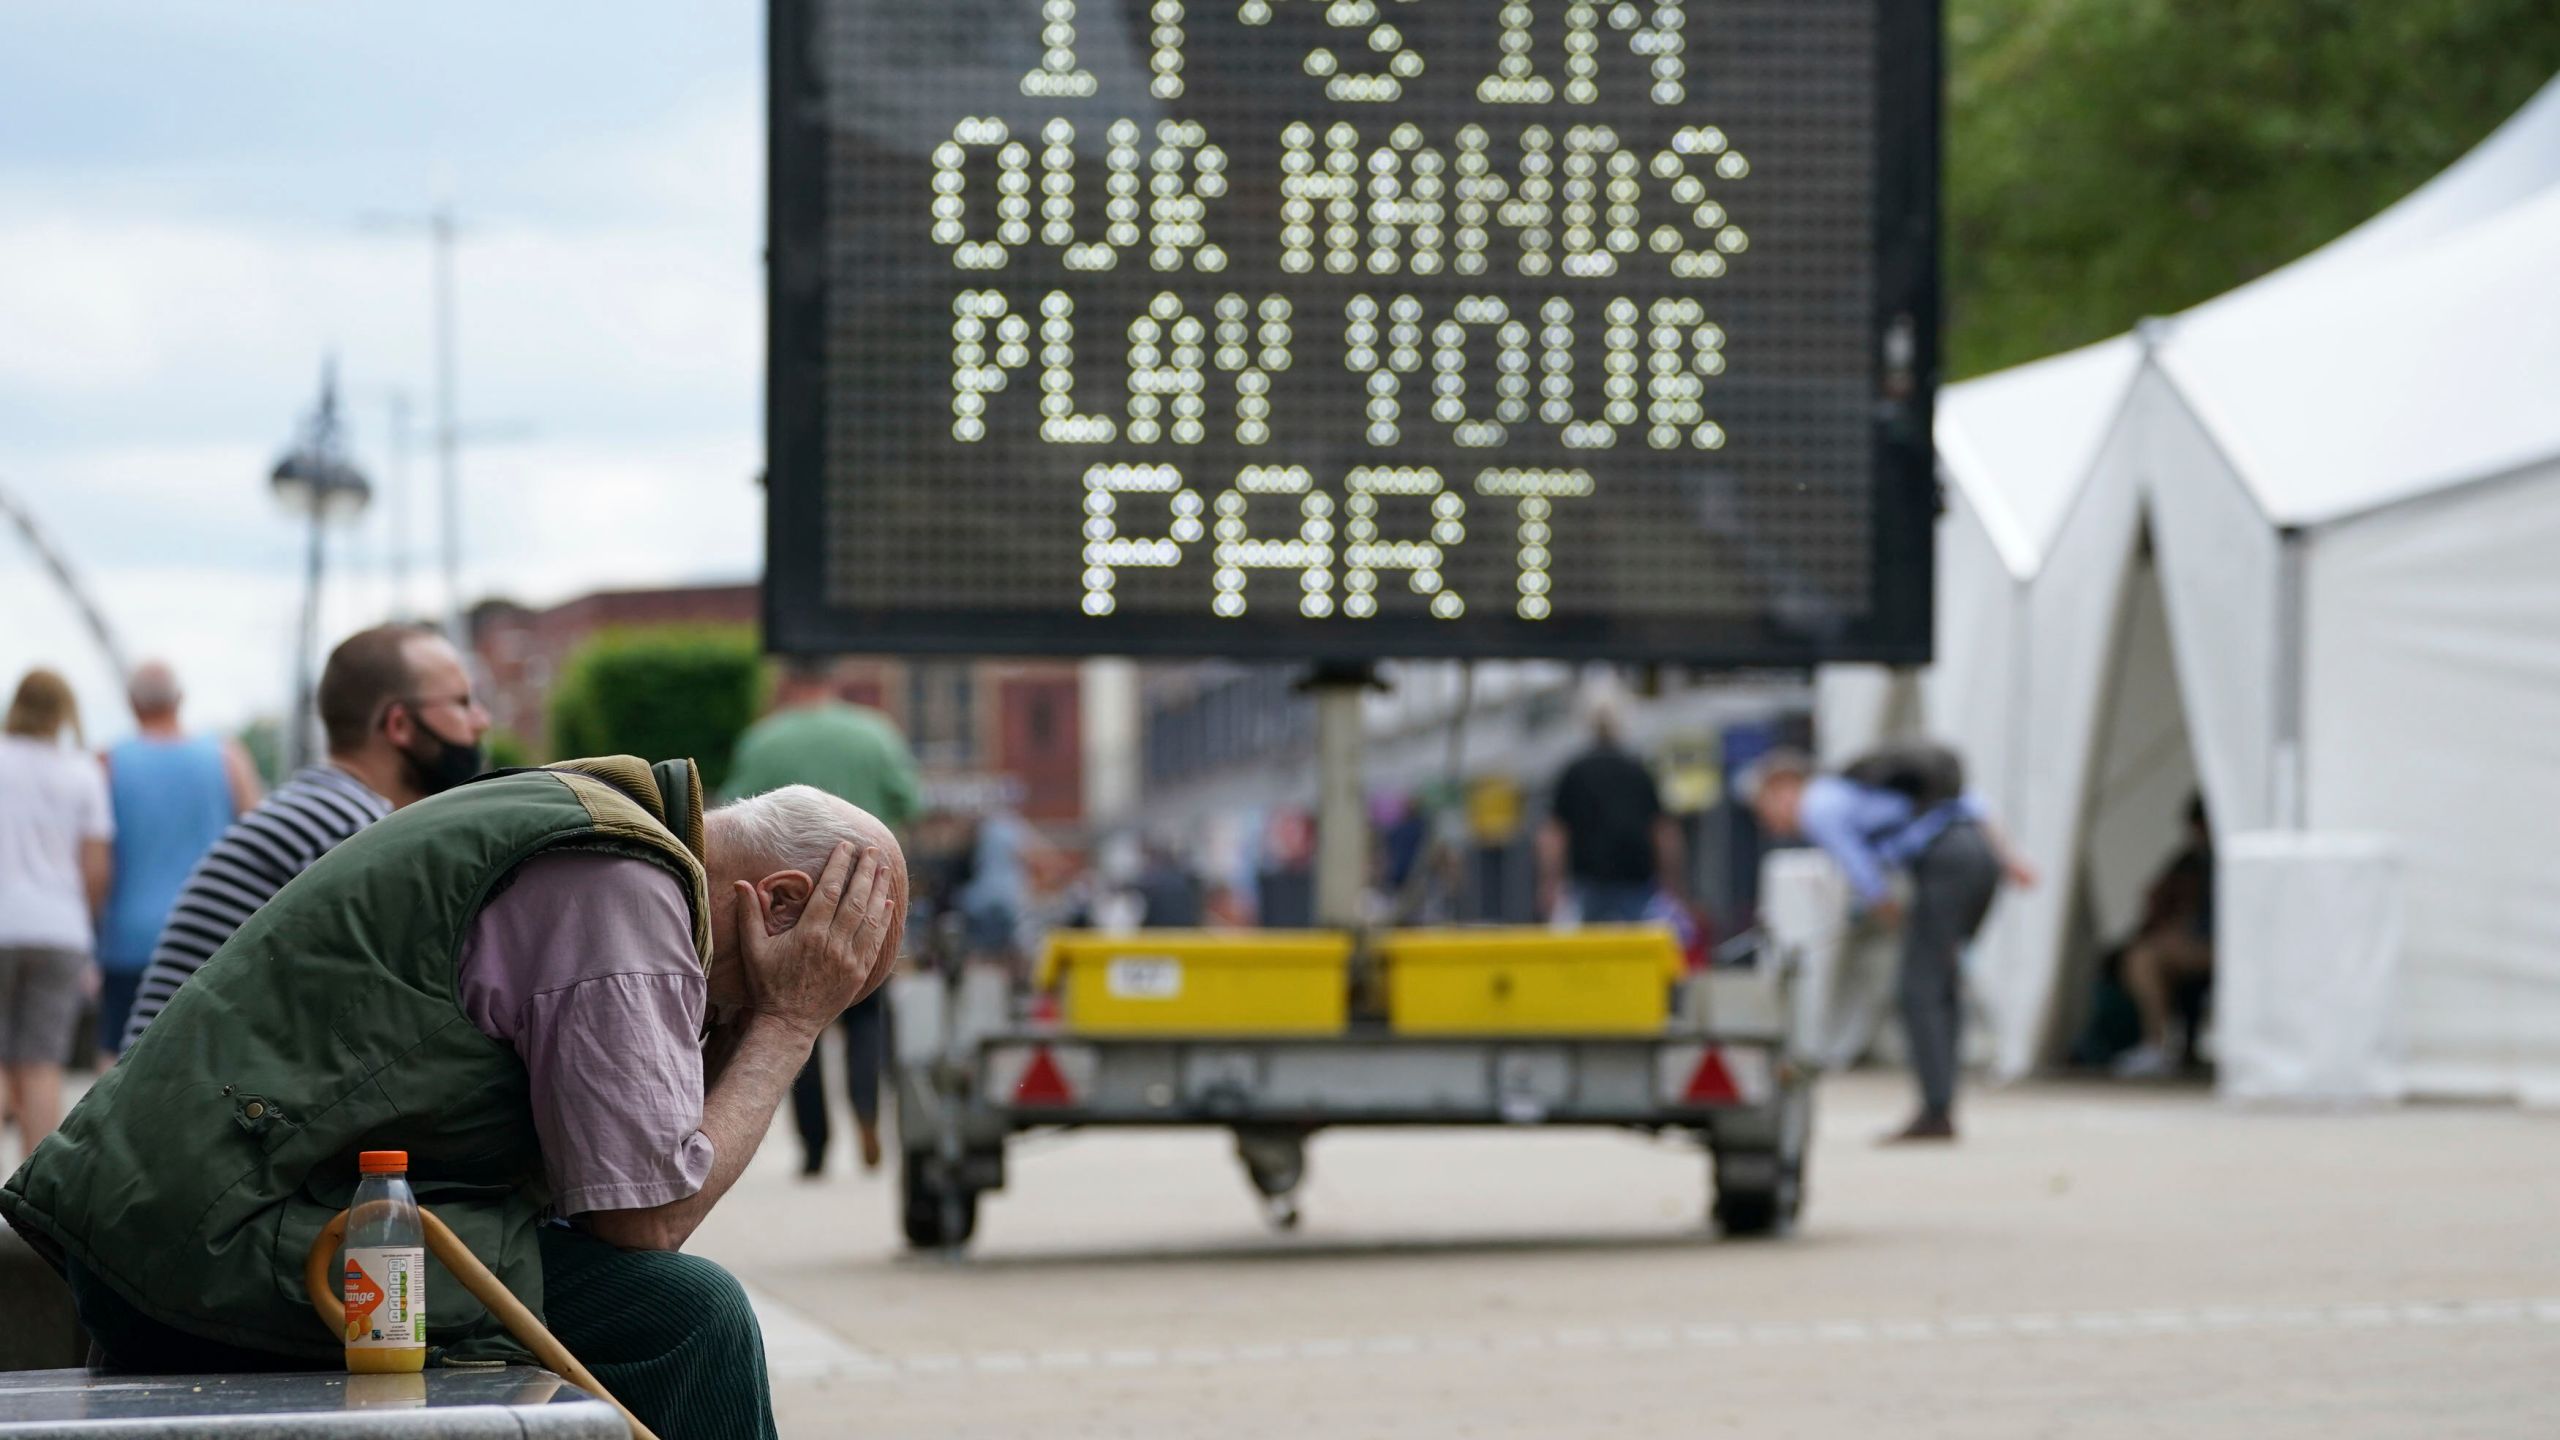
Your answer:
[396,718,484,796]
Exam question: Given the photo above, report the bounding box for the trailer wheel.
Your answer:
[1711,1171,1796,1237]
[900,1153,980,1250]
[1713,1085,1812,1238]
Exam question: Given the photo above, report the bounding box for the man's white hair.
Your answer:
[709,784,877,876]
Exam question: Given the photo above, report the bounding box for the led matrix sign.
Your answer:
[768,0,1939,663]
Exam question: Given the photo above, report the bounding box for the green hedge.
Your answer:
[483,728,534,773]
[548,626,767,797]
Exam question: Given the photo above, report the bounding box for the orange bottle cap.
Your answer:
[358,1150,409,1175]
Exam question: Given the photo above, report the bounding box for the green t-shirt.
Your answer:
[721,702,921,827]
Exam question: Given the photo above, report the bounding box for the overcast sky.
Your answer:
[1,2,765,741]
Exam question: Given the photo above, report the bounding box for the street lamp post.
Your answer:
[270,363,374,772]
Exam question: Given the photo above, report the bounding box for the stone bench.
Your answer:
[0,1367,624,1438]
[2,1225,623,1435]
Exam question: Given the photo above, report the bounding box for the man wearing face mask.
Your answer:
[119,623,493,1046]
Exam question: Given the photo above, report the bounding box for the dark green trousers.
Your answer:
[67,1225,775,1440]
[538,1225,778,1440]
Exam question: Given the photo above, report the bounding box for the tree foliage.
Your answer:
[547,626,766,797]
[483,728,534,773]
[1947,0,2560,377]
[235,716,286,788]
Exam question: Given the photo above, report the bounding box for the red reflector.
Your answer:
[1682,1048,1743,1105]
[1014,1046,1076,1107]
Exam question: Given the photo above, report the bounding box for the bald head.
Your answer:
[127,660,182,722]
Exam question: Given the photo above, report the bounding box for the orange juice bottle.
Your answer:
[341,1150,427,1374]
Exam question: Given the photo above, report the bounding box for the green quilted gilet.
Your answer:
[0,757,711,1363]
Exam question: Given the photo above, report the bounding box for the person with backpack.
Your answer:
[1744,743,2035,1142]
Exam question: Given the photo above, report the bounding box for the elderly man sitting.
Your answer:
[2,756,905,1440]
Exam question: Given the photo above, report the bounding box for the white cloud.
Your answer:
[530,81,762,237]
[0,69,773,740]
[3,425,774,744]
[4,428,764,738]
[445,435,764,609]
[2,440,293,566]
[0,559,302,745]
[0,217,176,390]
[0,204,757,435]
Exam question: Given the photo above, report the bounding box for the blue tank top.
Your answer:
[99,735,235,969]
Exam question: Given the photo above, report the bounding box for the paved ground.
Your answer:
[693,1071,2560,1438]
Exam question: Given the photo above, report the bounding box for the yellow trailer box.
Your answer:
[1383,925,1683,1035]
[1038,931,1352,1035]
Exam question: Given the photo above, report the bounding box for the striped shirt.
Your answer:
[121,764,391,1047]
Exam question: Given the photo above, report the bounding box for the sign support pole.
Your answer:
[1306,661,1380,929]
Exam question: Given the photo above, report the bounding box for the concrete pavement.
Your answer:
[697,1071,2558,1437]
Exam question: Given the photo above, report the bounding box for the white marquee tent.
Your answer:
[1819,75,2560,1103]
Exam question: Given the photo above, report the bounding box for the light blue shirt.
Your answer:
[1797,775,1987,907]
[100,734,236,969]
[961,812,1028,917]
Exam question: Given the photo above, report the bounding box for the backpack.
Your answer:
[1843,741,1967,812]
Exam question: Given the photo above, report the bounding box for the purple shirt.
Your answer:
[457,851,715,1217]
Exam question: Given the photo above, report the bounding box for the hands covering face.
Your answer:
[729,841,903,1036]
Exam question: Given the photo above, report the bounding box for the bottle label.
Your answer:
[344,1246,425,1348]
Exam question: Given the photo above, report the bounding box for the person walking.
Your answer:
[724,658,921,1176]
[1538,689,1688,925]
[0,670,113,1156]
[1747,743,2035,1143]
[120,625,491,1048]
[94,661,257,1059]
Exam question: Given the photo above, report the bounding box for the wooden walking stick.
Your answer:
[307,1207,666,1440]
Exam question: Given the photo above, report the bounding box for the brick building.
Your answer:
[469,582,1089,825]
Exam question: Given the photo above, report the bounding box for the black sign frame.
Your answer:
[766,0,1940,665]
